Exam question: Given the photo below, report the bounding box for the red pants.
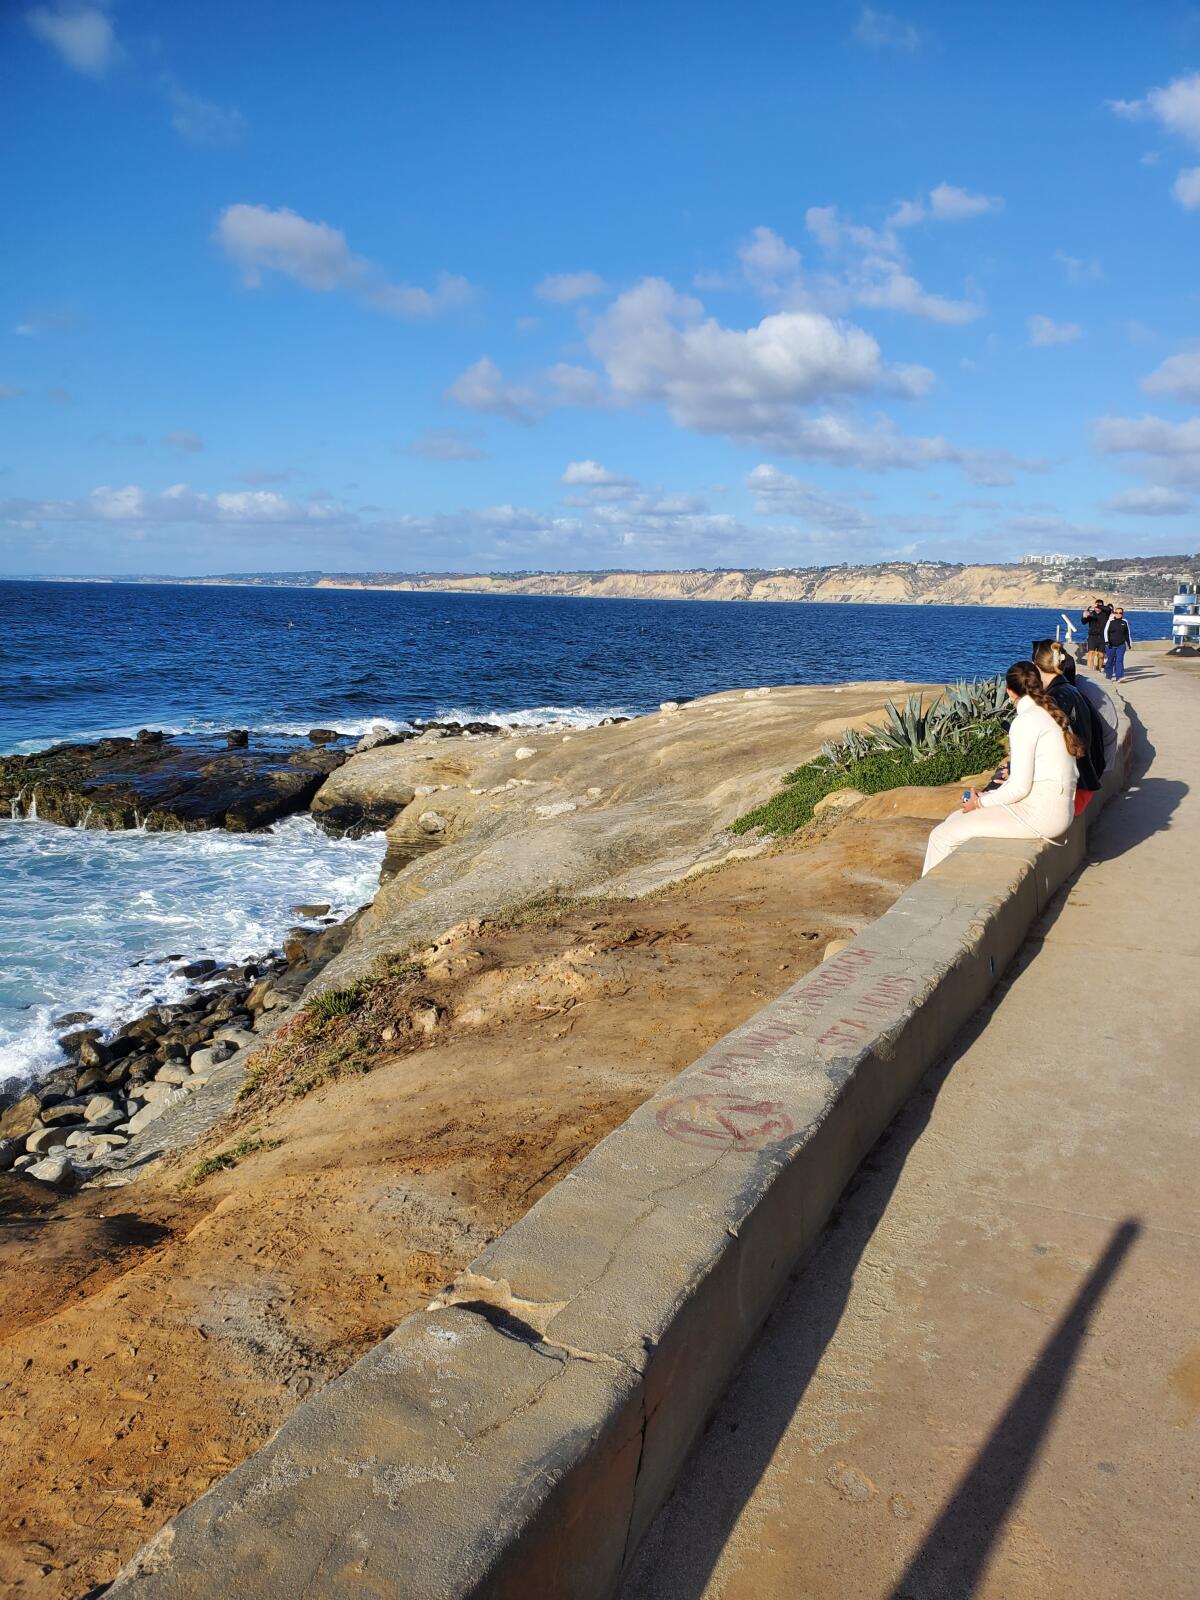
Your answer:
[1074,789,1095,816]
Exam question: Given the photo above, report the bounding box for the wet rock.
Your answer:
[0,733,347,832]
[26,1154,78,1190]
[136,729,165,744]
[225,729,250,748]
[308,728,341,745]
[292,902,331,918]
[0,1137,20,1171]
[34,1066,80,1107]
[58,1027,102,1061]
[177,959,217,980]
[52,1011,94,1028]
[284,928,319,966]
[75,1066,107,1094]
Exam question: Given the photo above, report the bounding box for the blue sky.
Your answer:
[4,1,1200,577]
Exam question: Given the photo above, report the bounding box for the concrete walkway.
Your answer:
[622,651,1199,1600]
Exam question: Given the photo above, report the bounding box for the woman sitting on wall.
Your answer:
[922,661,1082,876]
[1031,638,1105,812]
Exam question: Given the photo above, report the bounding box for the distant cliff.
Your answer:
[312,559,1187,611]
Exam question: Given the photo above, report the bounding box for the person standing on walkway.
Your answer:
[1082,598,1112,671]
[922,661,1081,875]
[1104,607,1133,682]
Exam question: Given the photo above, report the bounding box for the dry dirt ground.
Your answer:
[0,799,949,1597]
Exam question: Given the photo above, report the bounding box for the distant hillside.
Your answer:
[24,555,1199,609]
[311,555,1196,610]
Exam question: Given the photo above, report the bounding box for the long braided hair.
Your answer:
[1006,660,1085,758]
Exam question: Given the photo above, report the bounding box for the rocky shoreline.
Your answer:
[0,717,524,834]
[0,711,639,1189]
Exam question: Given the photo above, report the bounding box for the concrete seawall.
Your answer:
[106,714,1131,1599]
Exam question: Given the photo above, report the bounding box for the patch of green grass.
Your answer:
[733,727,1008,838]
[182,1134,281,1188]
[380,956,425,981]
[302,980,375,1032]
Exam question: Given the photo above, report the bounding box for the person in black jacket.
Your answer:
[1104,607,1133,681]
[1033,639,1104,803]
[1081,598,1111,670]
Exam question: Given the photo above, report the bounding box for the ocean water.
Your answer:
[0,580,1172,1083]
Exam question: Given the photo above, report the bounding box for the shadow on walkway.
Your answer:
[620,1005,992,1600]
[1086,698,1187,862]
[888,1218,1141,1600]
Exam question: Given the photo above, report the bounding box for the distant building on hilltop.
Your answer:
[1020,552,1092,568]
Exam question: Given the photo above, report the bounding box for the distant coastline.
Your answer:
[7,556,1193,610]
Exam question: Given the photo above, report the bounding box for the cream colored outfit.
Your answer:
[922,697,1078,876]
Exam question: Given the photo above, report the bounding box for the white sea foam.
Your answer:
[433,704,633,729]
[0,815,385,1084]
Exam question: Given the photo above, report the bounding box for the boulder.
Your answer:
[52,1011,94,1028]
[84,1094,119,1122]
[225,729,250,748]
[40,1100,88,1127]
[136,729,165,745]
[292,902,331,918]
[75,1066,107,1093]
[211,1027,257,1050]
[514,746,537,760]
[813,788,867,818]
[308,728,341,745]
[26,1154,78,1190]
[25,1126,70,1155]
[154,1064,192,1085]
[410,999,445,1037]
[0,1093,43,1141]
[418,811,448,835]
[354,728,402,754]
[177,959,217,980]
[127,1097,175,1136]
[58,1027,102,1060]
[0,1137,20,1171]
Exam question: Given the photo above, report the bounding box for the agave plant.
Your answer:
[810,675,1011,774]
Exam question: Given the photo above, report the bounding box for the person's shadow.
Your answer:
[1085,699,1187,862]
[621,1016,1142,1600]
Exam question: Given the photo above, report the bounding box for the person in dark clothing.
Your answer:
[1081,598,1111,670]
[1104,607,1133,681]
[1033,639,1104,803]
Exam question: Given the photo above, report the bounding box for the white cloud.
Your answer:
[404,428,488,461]
[1,482,359,531]
[165,81,246,147]
[1105,486,1193,516]
[804,207,983,323]
[744,412,1030,484]
[535,271,607,303]
[162,429,204,454]
[561,460,636,488]
[1141,346,1200,402]
[215,204,474,318]
[853,7,921,51]
[1094,412,1200,488]
[586,277,932,441]
[737,227,802,294]
[1110,73,1200,144]
[746,464,875,532]
[1110,75,1200,208]
[27,3,119,77]
[892,184,1004,227]
[1053,249,1104,283]
[446,356,541,423]
[546,362,608,406]
[1029,314,1082,346]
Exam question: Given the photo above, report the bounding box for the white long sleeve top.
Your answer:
[979,696,1077,809]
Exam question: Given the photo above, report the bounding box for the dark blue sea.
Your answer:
[0,580,1171,1079]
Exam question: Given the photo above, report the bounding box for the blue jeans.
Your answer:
[1105,643,1127,680]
